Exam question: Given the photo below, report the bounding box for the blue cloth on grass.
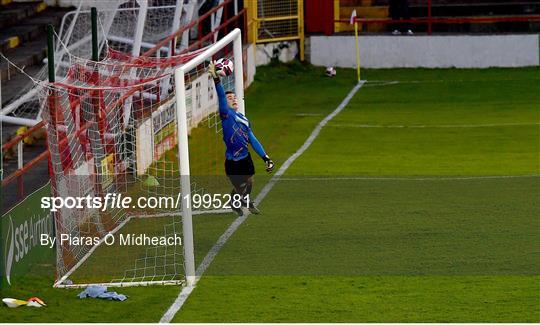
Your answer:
[78,285,128,301]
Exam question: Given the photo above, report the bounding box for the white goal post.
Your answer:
[43,27,246,289]
[174,28,245,286]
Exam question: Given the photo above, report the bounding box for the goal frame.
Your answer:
[174,27,245,286]
[51,28,245,289]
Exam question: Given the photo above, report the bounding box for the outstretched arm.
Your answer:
[215,81,230,118]
[248,130,267,159]
[208,61,230,118]
[248,130,275,173]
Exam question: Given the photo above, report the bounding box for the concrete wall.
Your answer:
[255,41,298,66]
[310,35,540,68]
[244,43,256,87]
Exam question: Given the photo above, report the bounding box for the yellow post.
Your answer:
[354,20,361,82]
[298,0,305,61]
[245,0,257,44]
[334,0,341,33]
[245,0,258,61]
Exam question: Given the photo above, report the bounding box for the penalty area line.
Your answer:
[159,81,365,323]
[279,175,540,181]
[328,122,540,129]
[363,78,540,87]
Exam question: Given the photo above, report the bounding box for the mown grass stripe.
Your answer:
[159,81,365,323]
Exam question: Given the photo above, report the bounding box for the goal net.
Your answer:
[41,29,245,288]
[2,0,191,126]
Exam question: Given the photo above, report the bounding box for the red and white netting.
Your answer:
[40,36,238,288]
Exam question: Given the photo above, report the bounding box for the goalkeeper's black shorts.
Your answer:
[225,153,255,187]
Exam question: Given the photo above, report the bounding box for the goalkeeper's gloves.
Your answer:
[207,61,219,81]
[263,155,275,173]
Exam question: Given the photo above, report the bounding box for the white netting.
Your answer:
[3,0,191,123]
[40,31,240,287]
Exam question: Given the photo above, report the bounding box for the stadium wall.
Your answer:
[310,35,540,68]
[255,41,299,66]
[245,44,256,84]
[1,184,54,288]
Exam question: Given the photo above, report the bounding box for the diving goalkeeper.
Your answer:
[208,61,275,216]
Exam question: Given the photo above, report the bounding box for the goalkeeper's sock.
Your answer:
[243,182,253,204]
[245,182,252,195]
[230,188,244,216]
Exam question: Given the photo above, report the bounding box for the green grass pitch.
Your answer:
[1,64,538,322]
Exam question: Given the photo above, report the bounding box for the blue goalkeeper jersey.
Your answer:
[215,82,267,161]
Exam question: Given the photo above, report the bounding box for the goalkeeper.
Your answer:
[208,61,275,216]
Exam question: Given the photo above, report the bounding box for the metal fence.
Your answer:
[333,0,540,35]
[246,0,304,60]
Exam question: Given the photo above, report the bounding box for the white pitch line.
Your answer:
[364,78,540,87]
[279,175,540,182]
[159,81,365,323]
[295,113,323,116]
[328,122,540,129]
